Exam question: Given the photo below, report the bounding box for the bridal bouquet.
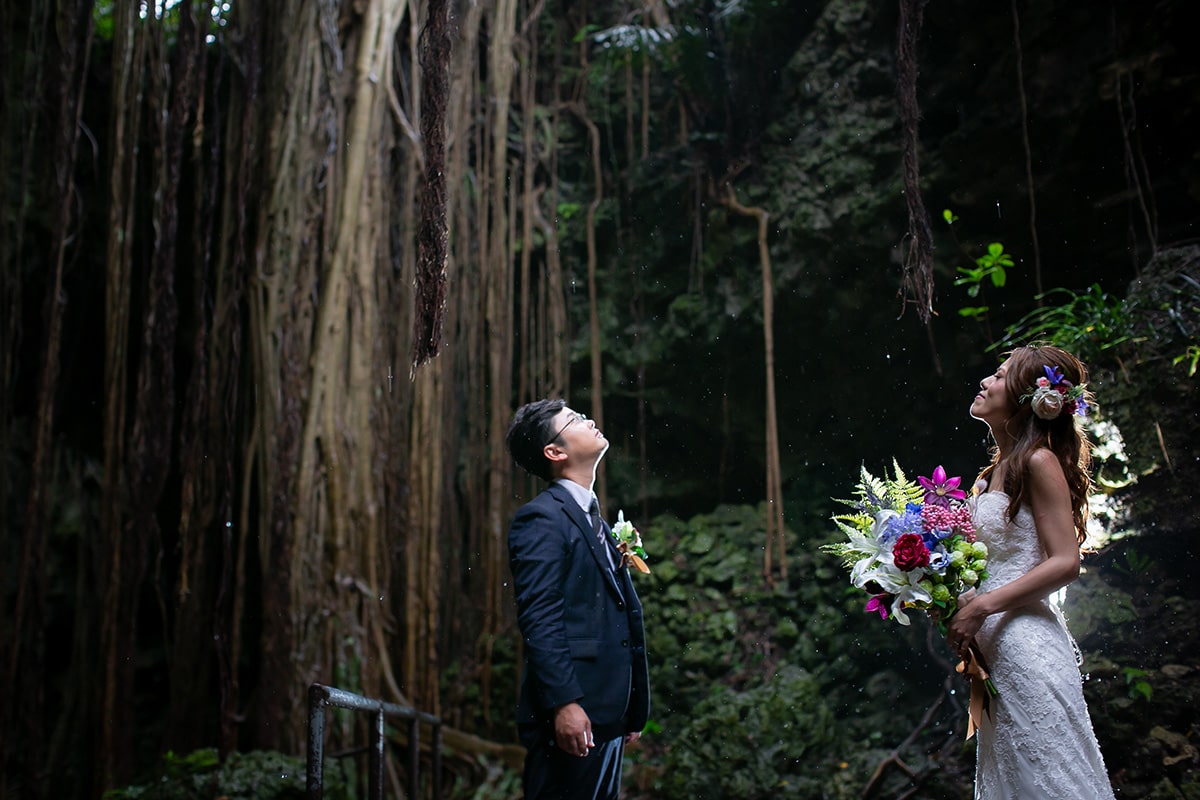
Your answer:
[823,461,988,629]
[823,461,998,736]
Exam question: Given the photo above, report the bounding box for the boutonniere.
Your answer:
[611,510,650,574]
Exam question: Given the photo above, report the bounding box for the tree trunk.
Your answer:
[6,4,93,795]
[248,0,412,749]
[483,0,519,722]
[566,97,608,507]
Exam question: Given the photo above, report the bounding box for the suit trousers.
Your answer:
[522,734,624,800]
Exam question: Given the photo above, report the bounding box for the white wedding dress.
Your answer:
[971,491,1115,800]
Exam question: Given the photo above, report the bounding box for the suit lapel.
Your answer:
[593,517,627,600]
[549,484,625,600]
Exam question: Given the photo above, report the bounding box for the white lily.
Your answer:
[612,509,641,548]
[846,509,902,584]
[853,562,932,626]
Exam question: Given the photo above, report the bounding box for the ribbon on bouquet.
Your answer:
[956,643,999,740]
[616,541,651,573]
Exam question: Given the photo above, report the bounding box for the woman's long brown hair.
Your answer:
[976,345,1095,546]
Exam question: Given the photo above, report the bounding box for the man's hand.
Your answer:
[553,702,593,757]
[624,731,641,745]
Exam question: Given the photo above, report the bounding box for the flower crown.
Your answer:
[1020,364,1089,420]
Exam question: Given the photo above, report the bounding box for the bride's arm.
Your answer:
[947,448,1081,645]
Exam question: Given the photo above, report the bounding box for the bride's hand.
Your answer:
[946,591,986,657]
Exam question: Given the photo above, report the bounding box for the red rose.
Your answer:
[892,533,931,571]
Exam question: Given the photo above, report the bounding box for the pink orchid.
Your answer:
[865,594,891,620]
[917,465,967,508]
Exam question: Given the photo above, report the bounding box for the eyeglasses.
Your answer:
[548,411,587,444]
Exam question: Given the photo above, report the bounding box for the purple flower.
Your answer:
[918,465,966,508]
[1043,364,1066,386]
[865,594,891,620]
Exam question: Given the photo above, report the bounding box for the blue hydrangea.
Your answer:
[880,503,925,543]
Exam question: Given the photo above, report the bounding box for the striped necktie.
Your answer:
[589,497,615,569]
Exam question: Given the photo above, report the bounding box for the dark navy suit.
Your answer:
[508,482,650,799]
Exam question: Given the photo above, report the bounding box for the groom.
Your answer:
[505,399,651,800]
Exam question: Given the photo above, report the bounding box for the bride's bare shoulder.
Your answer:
[1028,448,1066,478]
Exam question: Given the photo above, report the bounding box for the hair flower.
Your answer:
[1031,386,1065,419]
[1020,364,1090,420]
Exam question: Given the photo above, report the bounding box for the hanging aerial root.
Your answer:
[412,0,452,373]
[896,0,935,325]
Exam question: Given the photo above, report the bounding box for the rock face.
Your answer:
[1102,245,1200,512]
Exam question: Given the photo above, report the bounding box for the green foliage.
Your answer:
[985,254,1192,406]
[1122,667,1153,702]
[573,23,602,44]
[994,284,1134,356]
[1112,548,1155,579]
[955,242,1014,319]
[589,22,676,58]
[91,0,233,45]
[93,0,115,40]
[103,749,348,800]
[837,460,925,521]
[655,667,851,800]
[642,505,800,721]
[637,503,948,797]
[825,460,924,567]
[1172,344,1200,377]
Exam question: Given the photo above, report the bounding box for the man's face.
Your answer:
[547,407,608,461]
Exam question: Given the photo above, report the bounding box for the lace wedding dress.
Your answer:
[971,491,1115,800]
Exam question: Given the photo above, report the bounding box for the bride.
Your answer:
[946,345,1116,799]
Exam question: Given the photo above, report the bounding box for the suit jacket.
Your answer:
[508,482,651,743]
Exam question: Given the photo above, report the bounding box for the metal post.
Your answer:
[408,716,420,798]
[369,707,385,800]
[431,721,443,799]
[307,684,328,800]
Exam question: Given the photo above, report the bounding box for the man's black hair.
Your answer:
[505,398,567,481]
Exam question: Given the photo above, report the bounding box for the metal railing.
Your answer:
[306,683,443,799]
